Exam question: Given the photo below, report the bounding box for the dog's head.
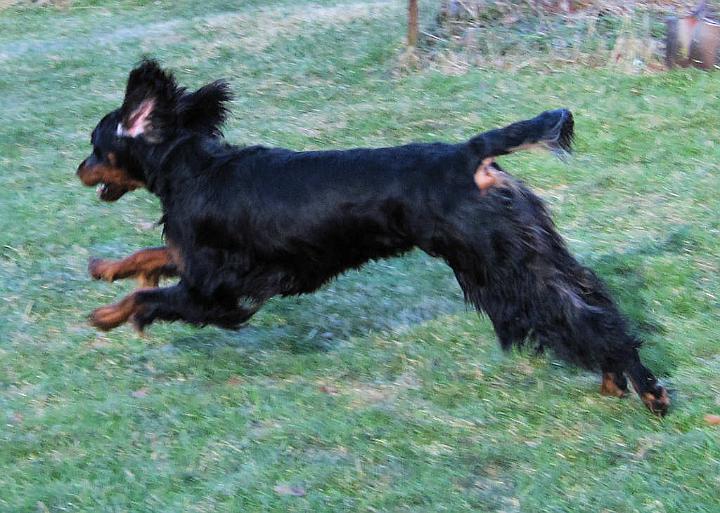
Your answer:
[77,59,232,201]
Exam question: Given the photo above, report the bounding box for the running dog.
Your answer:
[77,60,669,415]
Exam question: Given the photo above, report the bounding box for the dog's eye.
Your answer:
[93,148,102,160]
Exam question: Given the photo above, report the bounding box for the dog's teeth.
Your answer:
[96,183,107,197]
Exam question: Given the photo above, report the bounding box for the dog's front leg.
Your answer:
[89,283,259,332]
[88,287,152,331]
[89,247,178,288]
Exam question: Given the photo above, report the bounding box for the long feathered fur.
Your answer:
[76,60,670,415]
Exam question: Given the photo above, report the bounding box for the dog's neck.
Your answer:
[129,134,253,204]
[131,133,198,199]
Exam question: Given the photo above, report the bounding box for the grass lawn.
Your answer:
[1,1,719,511]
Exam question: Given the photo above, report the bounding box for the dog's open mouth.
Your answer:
[96,182,128,201]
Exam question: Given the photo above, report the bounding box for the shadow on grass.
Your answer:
[162,247,679,389]
[163,225,691,378]
[589,225,699,378]
[167,251,465,355]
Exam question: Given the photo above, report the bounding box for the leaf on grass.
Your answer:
[87,338,111,349]
[137,221,156,231]
[131,388,149,398]
[704,414,720,426]
[319,384,339,395]
[274,484,306,497]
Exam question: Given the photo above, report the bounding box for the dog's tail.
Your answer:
[469,109,574,160]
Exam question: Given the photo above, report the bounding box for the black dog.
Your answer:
[77,60,669,415]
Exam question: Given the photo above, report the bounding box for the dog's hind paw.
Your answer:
[641,386,670,417]
[600,372,628,398]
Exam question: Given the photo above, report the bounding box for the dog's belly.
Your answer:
[269,228,416,296]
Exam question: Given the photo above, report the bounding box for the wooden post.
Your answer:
[666,0,720,70]
[408,0,418,47]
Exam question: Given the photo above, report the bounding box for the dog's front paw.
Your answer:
[641,385,670,417]
[88,299,135,331]
[89,307,120,331]
[88,257,116,282]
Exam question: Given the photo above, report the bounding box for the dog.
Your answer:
[76,60,669,415]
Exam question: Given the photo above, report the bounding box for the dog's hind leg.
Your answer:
[89,283,259,332]
[451,267,534,353]
[447,249,669,415]
[89,247,178,288]
[600,366,629,398]
[625,350,670,416]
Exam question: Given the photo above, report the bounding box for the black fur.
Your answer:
[77,60,669,415]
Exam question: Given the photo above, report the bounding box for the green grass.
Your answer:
[1,1,720,512]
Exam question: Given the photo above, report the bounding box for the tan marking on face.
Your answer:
[76,161,144,190]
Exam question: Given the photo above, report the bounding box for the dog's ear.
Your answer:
[118,59,181,141]
[177,80,233,136]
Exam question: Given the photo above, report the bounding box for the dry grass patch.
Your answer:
[191,1,394,56]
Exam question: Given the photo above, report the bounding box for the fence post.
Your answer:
[408,0,418,47]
